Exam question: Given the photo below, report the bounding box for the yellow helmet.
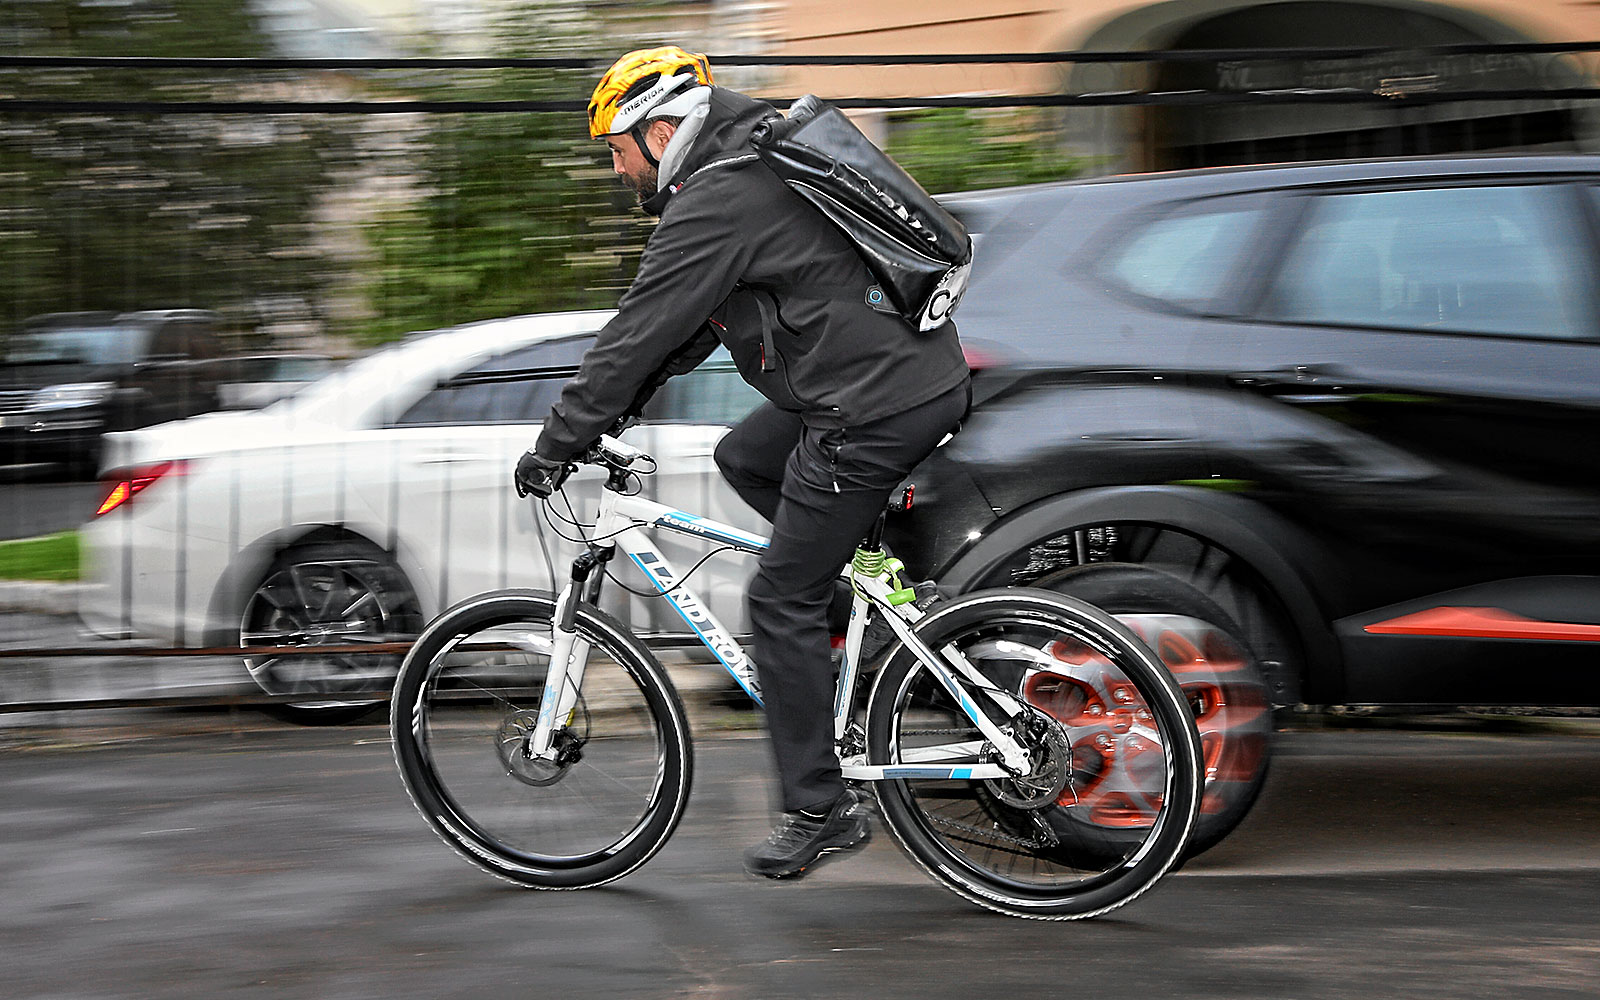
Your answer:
[587,46,714,140]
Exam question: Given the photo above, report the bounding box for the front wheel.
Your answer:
[391,590,693,889]
[866,589,1202,920]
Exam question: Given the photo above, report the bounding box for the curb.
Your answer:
[0,581,90,618]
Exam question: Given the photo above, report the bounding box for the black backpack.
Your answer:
[751,96,973,332]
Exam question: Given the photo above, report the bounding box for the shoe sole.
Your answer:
[747,821,872,881]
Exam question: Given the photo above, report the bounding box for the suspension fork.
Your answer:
[529,542,614,758]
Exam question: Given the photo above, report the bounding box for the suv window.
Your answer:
[391,335,593,427]
[1262,185,1595,340]
[149,322,193,359]
[6,324,146,365]
[1103,199,1268,310]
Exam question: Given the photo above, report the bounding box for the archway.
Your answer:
[1062,0,1584,171]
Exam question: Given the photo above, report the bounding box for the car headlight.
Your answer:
[30,382,113,411]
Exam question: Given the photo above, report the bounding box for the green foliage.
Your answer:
[885,108,1083,194]
[359,104,648,344]
[0,532,80,582]
[0,0,349,337]
[357,5,650,344]
[2,0,267,58]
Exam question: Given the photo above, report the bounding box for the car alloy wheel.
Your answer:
[239,540,421,725]
[1028,563,1272,858]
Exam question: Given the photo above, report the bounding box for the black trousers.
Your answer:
[714,382,970,813]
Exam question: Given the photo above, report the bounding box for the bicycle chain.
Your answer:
[894,726,1060,852]
[922,810,1054,853]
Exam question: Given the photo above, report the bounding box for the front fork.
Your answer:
[528,543,613,759]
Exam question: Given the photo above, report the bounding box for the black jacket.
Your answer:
[536,87,970,462]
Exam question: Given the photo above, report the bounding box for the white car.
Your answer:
[79,311,768,720]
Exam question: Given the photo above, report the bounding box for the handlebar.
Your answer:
[579,435,657,494]
[588,434,646,468]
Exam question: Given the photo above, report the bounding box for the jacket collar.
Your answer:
[641,87,777,216]
[654,87,713,193]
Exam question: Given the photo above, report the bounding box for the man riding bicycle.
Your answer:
[515,46,970,879]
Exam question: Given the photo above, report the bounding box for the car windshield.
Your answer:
[6,325,147,365]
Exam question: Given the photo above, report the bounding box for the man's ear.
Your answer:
[648,119,677,154]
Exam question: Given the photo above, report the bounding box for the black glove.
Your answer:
[514,450,572,499]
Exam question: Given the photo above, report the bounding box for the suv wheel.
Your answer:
[1030,563,1272,858]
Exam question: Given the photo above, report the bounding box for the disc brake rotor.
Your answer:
[495,707,586,787]
[984,713,1073,809]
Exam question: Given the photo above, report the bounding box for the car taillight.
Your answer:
[962,344,1001,371]
[95,460,188,516]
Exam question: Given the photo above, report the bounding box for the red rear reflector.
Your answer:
[95,460,187,516]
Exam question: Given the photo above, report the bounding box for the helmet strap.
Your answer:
[631,124,661,170]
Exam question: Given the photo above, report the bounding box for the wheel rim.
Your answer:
[1117,613,1269,820]
[240,558,408,705]
[1020,613,1269,827]
[884,610,1186,897]
[410,623,672,867]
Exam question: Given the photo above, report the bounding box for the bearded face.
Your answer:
[618,160,659,203]
[606,131,663,205]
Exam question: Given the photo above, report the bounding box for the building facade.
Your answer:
[764,0,1600,171]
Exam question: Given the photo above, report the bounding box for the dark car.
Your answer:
[874,156,1600,850]
[1,309,229,477]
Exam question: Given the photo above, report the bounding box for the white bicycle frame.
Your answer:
[528,448,1033,782]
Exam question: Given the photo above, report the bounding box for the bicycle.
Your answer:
[391,435,1203,919]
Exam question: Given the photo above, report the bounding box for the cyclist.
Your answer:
[515,46,971,879]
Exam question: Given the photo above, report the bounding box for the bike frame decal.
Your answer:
[625,548,763,704]
[652,510,769,552]
[839,762,1010,780]
[888,766,975,779]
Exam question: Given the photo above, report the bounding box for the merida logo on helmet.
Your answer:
[616,77,678,124]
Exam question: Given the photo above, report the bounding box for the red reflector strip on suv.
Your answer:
[95,460,187,516]
[1364,606,1600,643]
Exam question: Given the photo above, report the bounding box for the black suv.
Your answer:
[1,309,227,477]
[873,156,1600,850]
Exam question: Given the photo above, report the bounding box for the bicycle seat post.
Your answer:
[860,509,888,554]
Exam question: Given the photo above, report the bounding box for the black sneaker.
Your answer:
[857,580,941,665]
[743,788,872,879]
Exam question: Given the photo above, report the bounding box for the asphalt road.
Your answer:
[3,716,1598,1000]
[0,474,99,540]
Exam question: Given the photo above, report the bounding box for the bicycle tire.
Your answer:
[865,588,1202,919]
[391,589,692,889]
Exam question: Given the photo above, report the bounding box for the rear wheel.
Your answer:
[1032,564,1271,857]
[391,590,692,889]
[866,589,1202,920]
